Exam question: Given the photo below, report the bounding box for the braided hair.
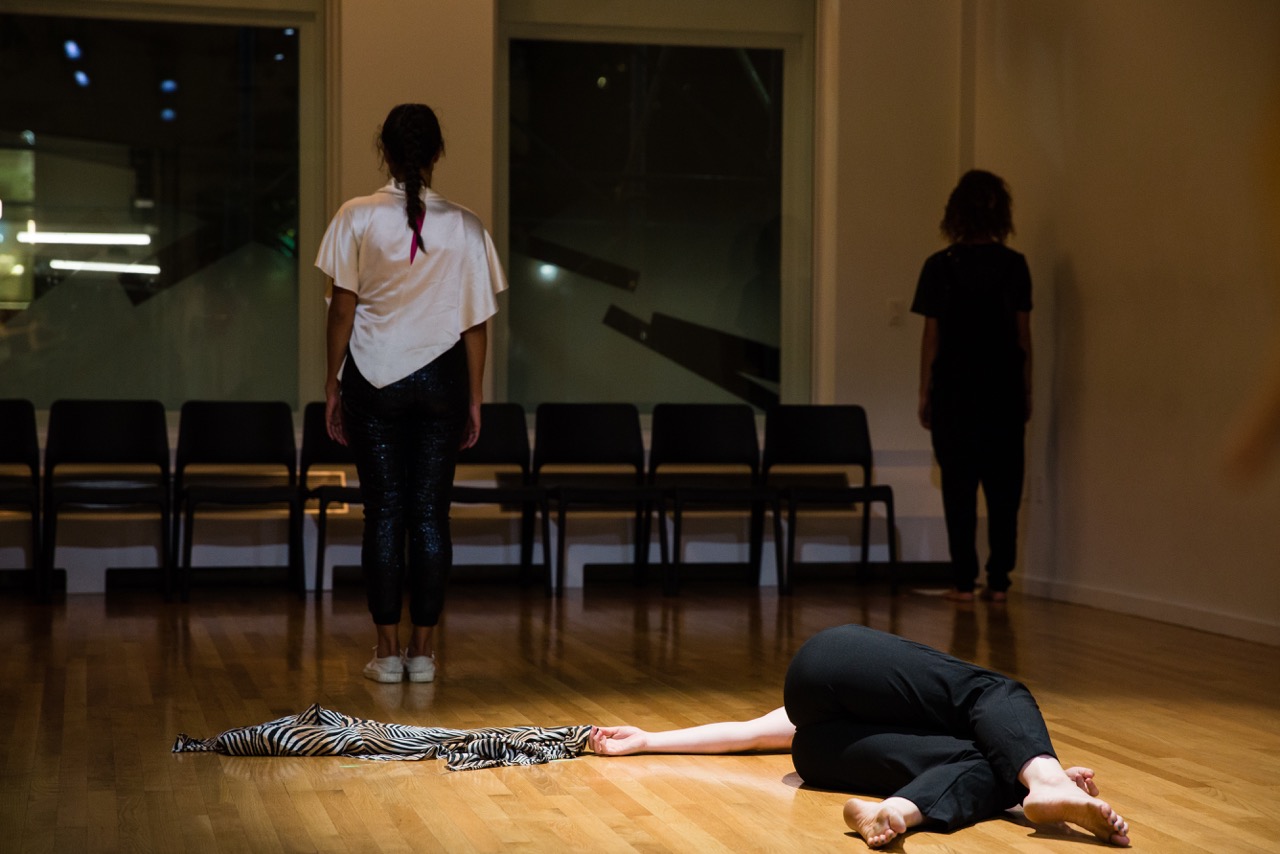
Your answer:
[377,104,445,257]
[940,169,1014,244]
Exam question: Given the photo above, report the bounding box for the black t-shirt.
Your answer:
[911,243,1032,413]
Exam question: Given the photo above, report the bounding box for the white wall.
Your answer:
[971,0,1280,642]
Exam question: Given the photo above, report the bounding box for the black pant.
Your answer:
[931,417,1025,593]
[783,624,1055,831]
[341,344,468,627]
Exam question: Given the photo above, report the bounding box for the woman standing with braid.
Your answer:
[317,103,506,683]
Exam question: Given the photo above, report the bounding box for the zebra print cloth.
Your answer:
[172,703,591,771]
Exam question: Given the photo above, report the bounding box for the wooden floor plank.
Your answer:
[2,579,1278,852]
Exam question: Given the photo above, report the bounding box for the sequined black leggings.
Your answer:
[341,343,468,627]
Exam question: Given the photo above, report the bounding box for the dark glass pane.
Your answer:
[509,40,782,410]
[0,13,299,407]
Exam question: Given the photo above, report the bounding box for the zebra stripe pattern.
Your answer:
[172,703,591,771]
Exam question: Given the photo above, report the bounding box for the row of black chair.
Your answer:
[1,399,304,600]
[530,402,898,594]
[0,399,897,598]
[306,400,897,595]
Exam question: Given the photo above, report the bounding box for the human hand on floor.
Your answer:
[589,725,651,756]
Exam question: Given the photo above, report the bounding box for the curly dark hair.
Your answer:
[940,169,1014,244]
[377,104,445,256]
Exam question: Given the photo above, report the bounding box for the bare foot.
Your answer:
[843,797,921,849]
[1022,779,1129,846]
[944,589,976,602]
[980,589,1008,603]
[1064,766,1100,796]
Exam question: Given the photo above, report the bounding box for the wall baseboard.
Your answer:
[1021,576,1280,646]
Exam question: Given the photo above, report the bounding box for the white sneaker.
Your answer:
[405,652,435,683]
[363,649,404,683]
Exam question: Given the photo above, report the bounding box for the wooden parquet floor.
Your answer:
[2,573,1278,853]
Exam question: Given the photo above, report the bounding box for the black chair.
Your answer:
[763,404,898,592]
[648,403,782,595]
[174,400,303,599]
[0,399,41,576]
[41,399,171,598]
[533,403,667,594]
[299,401,363,593]
[452,402,552,594]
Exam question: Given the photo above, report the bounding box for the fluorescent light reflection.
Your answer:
[51,260,161,275]
[18,222,151,246]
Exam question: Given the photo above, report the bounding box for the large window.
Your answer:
[508,40,783,409]
[498,0,814,410]
[0,12,301,408]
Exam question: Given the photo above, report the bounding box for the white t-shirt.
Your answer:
[315,181,507,388]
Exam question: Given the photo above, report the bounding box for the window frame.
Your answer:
[495,0,816,404]
[0,0,329,409]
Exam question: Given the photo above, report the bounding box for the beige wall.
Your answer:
[332,0,497,224]
[325,0,1280,642]
[967,0,1280,641]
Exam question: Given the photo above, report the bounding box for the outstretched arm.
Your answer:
[590,707,795,756]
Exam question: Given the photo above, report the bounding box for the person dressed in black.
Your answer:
[912,170,1033,602]
[590,624,1130,849]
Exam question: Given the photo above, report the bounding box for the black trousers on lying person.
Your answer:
[783,624,1055,831]
[341,342,469,627]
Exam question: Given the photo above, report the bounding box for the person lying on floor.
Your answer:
[590,623,1130,849]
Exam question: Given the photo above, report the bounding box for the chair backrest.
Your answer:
[0,398,40,475]
[648,403,760,480]
[43,399,170,483]
[762,404,874,486]
[532,403,644,479]
[458,402,531,474]
[299,401,357,486]
[175,400,297,488]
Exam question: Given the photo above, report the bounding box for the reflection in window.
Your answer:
[0,14,299,408]
[508,40,782,410]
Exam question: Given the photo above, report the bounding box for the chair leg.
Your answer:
[519,504,535,574]
[667,501,683,596]
[29,509,40,578]
[860,500,873,566]
[160,508,172,601]
[786,501,799,594]
[39,508,56,601]
[315,501,329,594]
[539,497,553,596]
[773,498,788,594]
[171,506,182,595]
[555,502,568,597]
[182,505,195,601]
[884,495,899,594]
[633,501,650,577]
[748,502,764,581]
[290,503,305,597]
